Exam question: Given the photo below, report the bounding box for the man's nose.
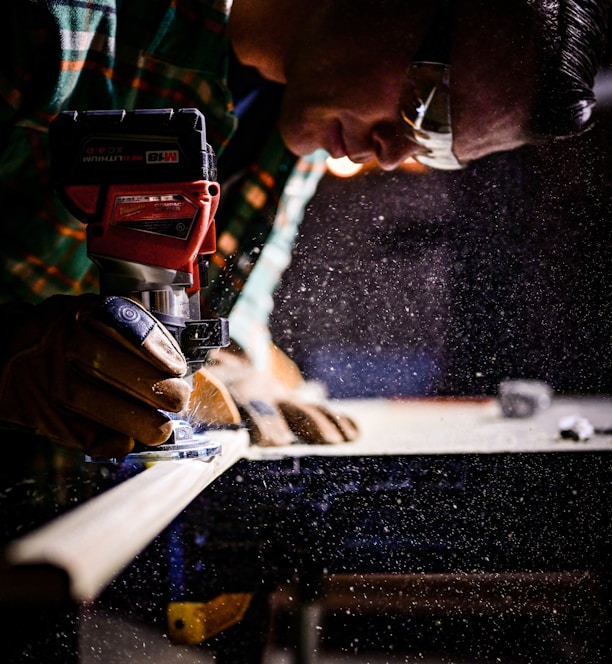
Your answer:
[371,123,427,171]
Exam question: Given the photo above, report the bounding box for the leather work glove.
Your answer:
[0,294,190,458]
[186,342,359,447]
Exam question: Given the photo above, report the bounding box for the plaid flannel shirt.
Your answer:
[0,0,326,368]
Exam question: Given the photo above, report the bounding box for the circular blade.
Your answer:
[124,435,222,461]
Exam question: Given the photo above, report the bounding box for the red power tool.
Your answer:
[49,108,229,460]
[49,107,228,365]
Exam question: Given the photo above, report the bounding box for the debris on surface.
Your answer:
[498,379,553,418]
[558,415,595,442]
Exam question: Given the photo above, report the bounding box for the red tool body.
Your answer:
[68,178,217,289]
[49,108,229,368]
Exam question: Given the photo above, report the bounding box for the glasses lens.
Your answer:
[400,62,463,170]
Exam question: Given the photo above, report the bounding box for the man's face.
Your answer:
[276,0,545,170]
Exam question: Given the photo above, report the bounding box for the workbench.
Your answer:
[1,396,611,663]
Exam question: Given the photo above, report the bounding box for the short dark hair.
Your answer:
[530,0,609,138]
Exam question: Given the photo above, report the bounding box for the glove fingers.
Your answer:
[0,294,183,457]
[62,367,176,447]
[276,401,346,444]
[1,367,136,457]
[239,400,296,447]
[311,403,360,441]
[68,323,190,412]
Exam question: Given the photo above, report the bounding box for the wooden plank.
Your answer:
[246,396,612,460]
[4,428,249,603]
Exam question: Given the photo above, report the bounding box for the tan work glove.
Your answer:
[0,294,190,458]
[186,342,359,447]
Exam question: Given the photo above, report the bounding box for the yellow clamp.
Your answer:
[167,592,253,645]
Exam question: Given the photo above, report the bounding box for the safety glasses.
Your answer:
[400,61,463,170]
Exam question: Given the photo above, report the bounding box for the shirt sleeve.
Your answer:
[228,150,328,371]
[0,0,235,304]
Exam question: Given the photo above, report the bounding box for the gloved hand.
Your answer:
[0,294,190,458]
[186,342,359,447]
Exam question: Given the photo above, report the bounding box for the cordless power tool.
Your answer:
[49,108,229,460]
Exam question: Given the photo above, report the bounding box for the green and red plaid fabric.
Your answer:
[0,0,324,362]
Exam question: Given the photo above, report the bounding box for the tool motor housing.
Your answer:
[49,108,229,365]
